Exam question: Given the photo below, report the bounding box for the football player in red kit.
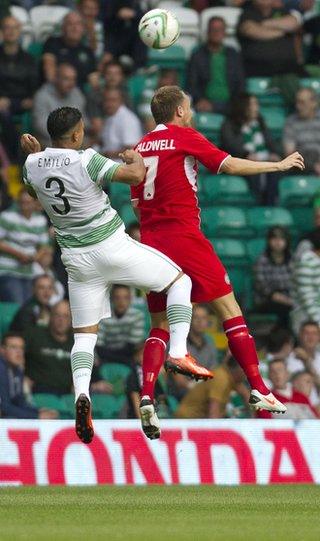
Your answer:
[129,86,305,438]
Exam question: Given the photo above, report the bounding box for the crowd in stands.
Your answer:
[1,0,320,420]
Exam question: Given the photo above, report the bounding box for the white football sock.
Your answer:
[166,274,192,358]
[71,333,97,402]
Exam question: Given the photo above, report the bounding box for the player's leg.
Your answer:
[210,292,287,414]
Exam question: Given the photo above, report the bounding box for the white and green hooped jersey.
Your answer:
[23,147,122,250]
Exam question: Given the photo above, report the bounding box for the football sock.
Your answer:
[223,316,270,395]
[142,328,170,400]
[166,274,192,358]
[71,333,97,401]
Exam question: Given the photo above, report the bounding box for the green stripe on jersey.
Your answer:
[56,213,123,248]
[86,153,109,182]
[103,163,121,183]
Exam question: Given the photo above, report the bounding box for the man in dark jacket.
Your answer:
[186,16,245,114]
[0,332,57,419]
[10,274,54,334]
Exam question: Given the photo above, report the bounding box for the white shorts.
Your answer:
[61,225,181,328]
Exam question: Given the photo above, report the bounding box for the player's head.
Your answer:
[47,107,84,149]
[151,86,192,127]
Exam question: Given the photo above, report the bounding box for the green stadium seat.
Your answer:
[109,183,131,210]
[246,238,266,263]
[99,363,131,396]
[259,107,286,139]
[300,78,320,95]
[211,238,247,267]
[289,207,314,234]
[0,302,20,338]
[32,393,69,418]
[200,175,255,207]
[279,176,320,207]
[246,77,284,107]
[91,394,125,419]
[28,41,43,60]
[148,45,186,72]
[194,113,224,143]
[201,206,251,238]
[119,204,136,226]
[247,207,293,234]
[127,73,158,108]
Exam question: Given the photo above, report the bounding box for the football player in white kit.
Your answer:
[21,107,203,443]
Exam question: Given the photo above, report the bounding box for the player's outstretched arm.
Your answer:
[113,149,146,186]
[220,152,305,176]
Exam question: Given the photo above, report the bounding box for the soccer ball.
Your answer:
[138,9,180,49]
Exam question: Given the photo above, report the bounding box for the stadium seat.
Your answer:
[246,238,266,263]
[201,206,251,238]
[32,393,69,418]
[30,5,70,42]
[194,113,224,143]
[109,183,131,210]
[99,363,131,396]
[279,176,320,207]
[91,394,126,419]
[300,78,320,95]
[200,175,255,206]
[289,207,314,234]
[246,78,284,107]
[200,7,241,50]
[127,73,158,109]
[10,6,33,49]
[246,207,293,234]
[0,302,19,338]
[119,204,136,226]
[259,107,286,139]
[28,42,44,61]
[157,3,200,56]
[148,45,186,73]
[211,238,247,266]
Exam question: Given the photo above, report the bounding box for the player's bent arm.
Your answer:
[220,152,304,175]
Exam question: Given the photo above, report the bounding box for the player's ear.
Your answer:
[177,105,184,118]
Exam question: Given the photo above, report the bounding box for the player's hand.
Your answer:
[20,133,41,155]
[278,152,305,172]
[119,149,142,164]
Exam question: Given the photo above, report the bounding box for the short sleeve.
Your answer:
[22,163,30,185]
[82,148,120,184]
[178,127,230,174]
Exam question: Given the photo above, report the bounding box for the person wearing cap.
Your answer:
[254,226,293,326]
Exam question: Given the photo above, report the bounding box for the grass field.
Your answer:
[0,485,319,541]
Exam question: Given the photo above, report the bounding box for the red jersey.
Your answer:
[131,124,229,232]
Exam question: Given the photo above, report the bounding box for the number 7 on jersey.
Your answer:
[143,156,159,200]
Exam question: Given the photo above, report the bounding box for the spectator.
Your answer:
[0,142,11,212]
[0,188,50,304]
[187,304,218,369]
[237,0,301,77]
[33,63,87,148]
[220,93,281,204]
[0,112,19,162]
[186,16,245,114]
[257,359,319,418]
[103,0,147,70]
[291,229,320,334]
[0,332,57,419]
[24,300,73,395]
[9,274,55,333]
[283,88,320,174]
[99,87,142,160]
[32,245,65,305]
[42,11,97,89]
[294,206,320,261]
[254,226,293,324]
[96,285,145,365]
[303,15,320,77]
[77,0,105,60]
[0,16,38,116]
[292,370,319,413]
[126,342,169,419]
[287,321,320,405]
[175,356,249,418]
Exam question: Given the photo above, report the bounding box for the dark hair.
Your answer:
[47,107,82,140]
[227,93,254,127]
[300,320,319,331]
[291,369,313,383]
[32,274,54,288]
[266,327,293,353]
[2,331,24,346]
[266,226,291,263]
[268,358,286,368]
[111,284,130,295]
[151,86,185,124]
[309,228,320,251]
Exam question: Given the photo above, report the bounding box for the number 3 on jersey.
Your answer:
[143,156,159,200]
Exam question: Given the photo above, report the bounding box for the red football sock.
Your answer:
[223,316,270,395]
[142,328,170,400]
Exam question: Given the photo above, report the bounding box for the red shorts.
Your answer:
[141,228,233,313]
